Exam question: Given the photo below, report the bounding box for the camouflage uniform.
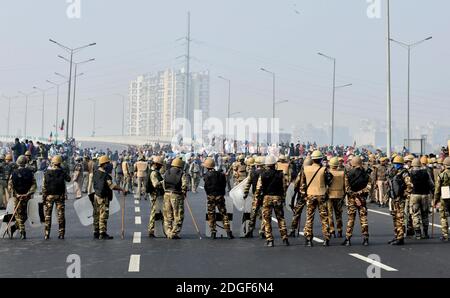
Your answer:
[301,163,331,242]
[189,160,201,193]
[0,160,8,208]
[147,166,165,235]
[327,167,346,237]
[42,165,71,237]
[388,168,413,242]
[254,167,288,243]
[163,167,188,238]
[290,169,307,234]
[243,165,264,236]
[8,166,37,235]
[409,166,434,238]
[344,168,372,239]
[93,168,120,235]
[434,168,450,240]
[232,161,247,187]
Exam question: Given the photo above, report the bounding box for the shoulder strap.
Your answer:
[306,165,323,192]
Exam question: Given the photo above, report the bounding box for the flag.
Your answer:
[60,119,65,131]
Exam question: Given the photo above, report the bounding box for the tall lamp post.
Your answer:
[18,90,35,138]
[390,36,432,149]
[49,39,96,140]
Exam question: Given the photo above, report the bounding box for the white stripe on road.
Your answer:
[349,253,398,272]
[368,208,449,230]
[135,216,141,225]
[199,186,204,189]
[128,255,140,272]
[270,217,325,243]
[133,232,141,244]
[135,207,140,213]
[134,200,139,204]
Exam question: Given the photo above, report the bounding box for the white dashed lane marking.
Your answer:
[128,254,140,272]
[135,207,140,213]
[133,232,141,244]
[349,253,398,272]
[135,216,141,225]
[134,200,139,204]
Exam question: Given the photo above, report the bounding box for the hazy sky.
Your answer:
[0,0,448,140]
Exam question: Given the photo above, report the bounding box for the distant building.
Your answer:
[128,69,210,137]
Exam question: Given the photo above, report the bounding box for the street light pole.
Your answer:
[49,39,96,141]
[47,79,66,143]
[390,36,432,150]
[18,91,35,138]
[386,0,392,158]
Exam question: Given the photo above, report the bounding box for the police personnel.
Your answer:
[327,157,346,238]
[301,150,332,247]
[203,158,234,239]
[42,155,71,239]
[147,156,165,238]
[243,156,265,238]
[0,155,7,209]
[134,155,148,200]
[254,155,289,247]
[163,158,188,239]
[434,157,450,241]
[342,156,372,246]
[93,155,125,240]
[232,154,247,187]
[7,155,37,239]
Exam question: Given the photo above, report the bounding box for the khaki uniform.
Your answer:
[93,168,119,234]
[389,169,413,241]
[72,162,83,199]
[328,168,346,235]
[8,167,37,234]
[148,167,165,235]
[189,161,201,192]
[434,169,450,239]
[42,165,71,236]
[276,162,291,188]
[301,163,330,241]
[243,166,265,235]
[82,159,89,193]
[254,168,288,242]
[344,168,372,239]
[232,161,247,186]
[163,168,188,238]
[373,164,388,205]
[122,161,132,192]
[134,161,148,199]
[290,169,307,233]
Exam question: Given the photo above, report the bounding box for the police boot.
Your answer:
[338,231,343,238]
[99,233,114,240]
[323,239,330,247]
[362,237,369,246]
[305,239,313,247]
[391,238,405,245]
[422,228,430,239]
[93,231,100,239]
[227,231,234,239]
[342,238,351,246]
[172,234,181,239]
[211,232,217,239]
[148,232,155,238]
[414,229,422,240]
[8,224,17,238]
[58,233,64,240]
[259,231,265,239]
[266,240,274,247]
[20,231,26,240]
[283,238,290,246]
[406,228,415,237]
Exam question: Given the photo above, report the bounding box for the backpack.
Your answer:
[347,168,370,192]
[390,171,407,198]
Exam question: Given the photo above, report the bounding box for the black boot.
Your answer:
[211,232,216,239]
[338,231,343,238]
[172,234,181,239]
[93,231,100,239]
[227,231,234,239]
[288,230,296,238]
[305,239,313,247]
[266,240,274,247]
[362,237,369,246]
[148,232,155,238]
[342,238,351,246]
[99,233,113,240]
[20,231,26,240]
[414,229,422,240]
[422,228,430,239]
[391,238,405,245]
[9,224,17,238]
[58,234,64,240]
[323,239,330,247]
[283,238,290,246]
